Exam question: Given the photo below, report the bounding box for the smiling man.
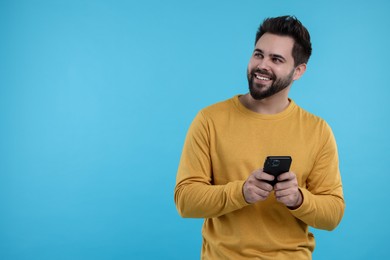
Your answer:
[174,16,345,259]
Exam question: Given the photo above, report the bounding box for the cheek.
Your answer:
[273,68,287,78]
[247,60,256,73]
[246,65,251,75]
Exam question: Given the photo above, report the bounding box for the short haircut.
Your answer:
[255,15,312,66]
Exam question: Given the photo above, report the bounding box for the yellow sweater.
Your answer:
[174,95,345,260]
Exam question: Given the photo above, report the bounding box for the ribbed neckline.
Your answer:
[231,95,297,120]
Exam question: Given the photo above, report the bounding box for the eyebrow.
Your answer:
[254,48,287,62]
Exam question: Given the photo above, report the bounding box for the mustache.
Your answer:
[251,68,275,80]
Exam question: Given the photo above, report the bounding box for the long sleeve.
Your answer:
[291,123,345,230]
[174,112,249,218]
[173,96,345,259]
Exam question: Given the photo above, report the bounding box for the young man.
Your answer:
[174,16,345,259]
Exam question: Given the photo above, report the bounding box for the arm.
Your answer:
[174,112,249,218]
[289,124,345,231]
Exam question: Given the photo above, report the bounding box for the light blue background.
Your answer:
[1,0,389,259]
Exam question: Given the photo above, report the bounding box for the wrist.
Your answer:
[288,189,303,210]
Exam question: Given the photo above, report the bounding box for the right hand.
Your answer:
[243,168,274,204]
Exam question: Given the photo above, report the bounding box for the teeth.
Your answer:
[256,75,271,81]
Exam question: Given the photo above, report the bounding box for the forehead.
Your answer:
[255,33,295,59]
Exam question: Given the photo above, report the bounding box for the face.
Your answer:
[247,33,303,100]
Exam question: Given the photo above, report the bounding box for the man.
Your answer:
[174,16,345,259]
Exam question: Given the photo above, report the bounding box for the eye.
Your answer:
[272,57,283,64]
[253,52,263,59]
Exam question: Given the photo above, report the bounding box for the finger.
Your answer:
[275,194,290,202]
[244,184,271,203]
[275,190,301,207]
[249,177,273,192]
[254,188,271,198]
[275,194,296,206]
[247,169,274,193]
[274,187,296,198]
[274,178,298,191]
[254,170,275,182]
[258,181,274,192]
[277,171,295,182]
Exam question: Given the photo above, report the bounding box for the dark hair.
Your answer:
[255,15,312,66]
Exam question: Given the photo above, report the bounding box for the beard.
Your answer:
[247,68,295,100]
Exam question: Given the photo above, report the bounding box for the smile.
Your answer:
[255,73,272,81]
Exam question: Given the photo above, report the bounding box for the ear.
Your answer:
[292,63,307,81]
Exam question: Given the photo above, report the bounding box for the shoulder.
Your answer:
[202,96,236,113]
[295,103,327,125]
[188,96,237,129]
[293,102,334,136]
[198,96,238,119]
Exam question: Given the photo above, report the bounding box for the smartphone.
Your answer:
[263,156,292,186]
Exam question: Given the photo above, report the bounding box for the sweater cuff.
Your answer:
[236,180,251,207]
[288,188,310,216]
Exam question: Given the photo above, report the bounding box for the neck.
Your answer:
[239,90,290,114]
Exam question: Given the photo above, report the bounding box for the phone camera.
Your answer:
[271,160,280,167]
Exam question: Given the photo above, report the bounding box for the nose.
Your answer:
[256,58,271,71]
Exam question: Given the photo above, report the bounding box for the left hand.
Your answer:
[274,171,303,209]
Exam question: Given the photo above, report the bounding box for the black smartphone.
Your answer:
[263,156,292,186]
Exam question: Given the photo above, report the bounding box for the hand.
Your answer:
[274,171,302,209]
[243,169,274,204]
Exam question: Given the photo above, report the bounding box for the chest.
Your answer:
[208,118,320,187]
